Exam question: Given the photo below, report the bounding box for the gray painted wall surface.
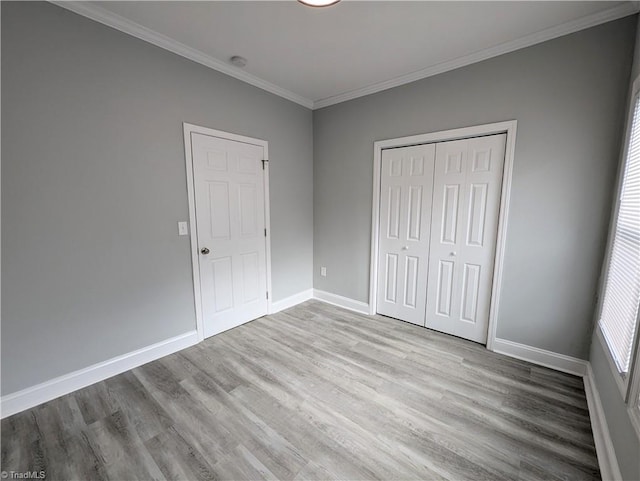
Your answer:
[632,15,640,81]
[588,14,640,481]
[1,2,313,395]
[313,17,635,360]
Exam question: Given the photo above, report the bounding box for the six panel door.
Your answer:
[424,134,506,343]
[376,144,436,325]
[191,133,268,338]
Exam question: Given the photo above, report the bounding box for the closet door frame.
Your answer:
[369,120,517,350]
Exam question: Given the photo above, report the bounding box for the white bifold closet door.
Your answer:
[377,144,436,325]
[425,134,506,343]
[376,134,506,344]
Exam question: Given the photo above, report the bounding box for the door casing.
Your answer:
[369,120,517,350]
[183,122,272,341]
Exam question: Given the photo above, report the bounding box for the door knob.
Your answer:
[402,246,409,250]
[450,251,456,257]
[200,247,210,255]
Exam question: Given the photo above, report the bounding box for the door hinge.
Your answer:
[264,228,267,237]
[262,159,269,170]
[266,291,269,300]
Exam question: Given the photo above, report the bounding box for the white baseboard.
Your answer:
[313,289,370,315]
[584,363,622,481]
[270,289,314,314]
[492,338,588,377]
[1,330,199,419]
[1,294,594,424]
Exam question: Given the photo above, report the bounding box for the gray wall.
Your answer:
[631,15,640,81]
[588,14,640,481]
[1,2,313,395]
[313,17,635,360]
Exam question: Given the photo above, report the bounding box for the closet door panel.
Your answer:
[376,144,435,325]
[425,134,506,343]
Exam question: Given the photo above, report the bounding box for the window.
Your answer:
[598,77,640,439]
[598,88,640,391]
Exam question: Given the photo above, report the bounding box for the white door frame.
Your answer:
[369,120,517,350]
[183,122,273,342]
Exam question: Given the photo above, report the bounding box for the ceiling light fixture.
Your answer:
[229,55,247,68]
[297,0,340,7]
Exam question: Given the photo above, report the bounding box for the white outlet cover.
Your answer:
[178,221,189,236]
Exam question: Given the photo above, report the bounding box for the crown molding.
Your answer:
[49,1,315,109]
[50,1,638,111]
[313,1,640,109]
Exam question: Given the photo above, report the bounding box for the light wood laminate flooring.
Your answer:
[1,301,600,480]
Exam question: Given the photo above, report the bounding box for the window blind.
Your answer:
[599,95,640,375]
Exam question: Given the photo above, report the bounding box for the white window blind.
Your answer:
[599,95,640,375]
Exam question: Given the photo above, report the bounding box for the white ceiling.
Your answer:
[59,1,638,109]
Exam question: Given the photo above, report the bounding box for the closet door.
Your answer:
[377,144,435,325]
[425,134,506,343]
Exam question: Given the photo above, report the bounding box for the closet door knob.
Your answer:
[402,246,409,250]
[450,251,456,257]
[200,247,210,255]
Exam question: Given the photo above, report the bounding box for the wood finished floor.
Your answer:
[2,301,600,481]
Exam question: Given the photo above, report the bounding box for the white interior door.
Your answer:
[191,132,268,338]
[425,134,506,343]
[376,144,435,325]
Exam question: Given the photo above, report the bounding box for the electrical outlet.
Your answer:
[178,221,189,236]
[321,266,327,277]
